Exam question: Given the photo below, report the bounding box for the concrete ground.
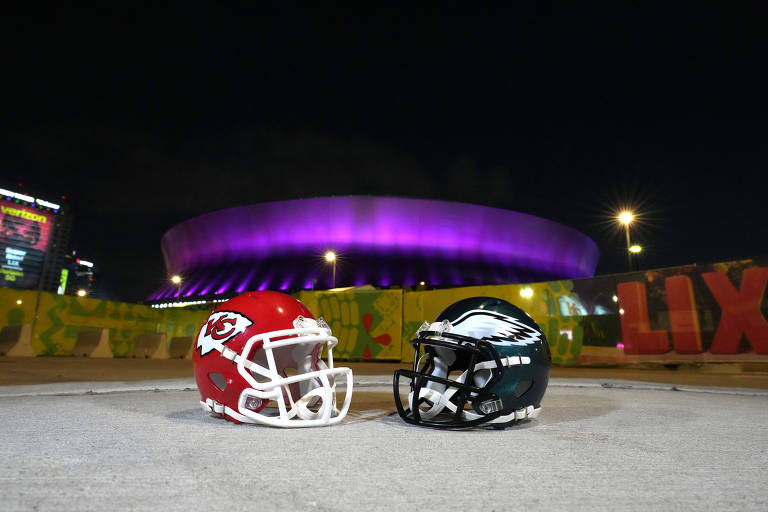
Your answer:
[0,358,767,511]
[4,357,768,389]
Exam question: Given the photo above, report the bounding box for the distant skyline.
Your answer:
[3,5,766,301]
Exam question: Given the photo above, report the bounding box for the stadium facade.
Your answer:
[148,196,599,302]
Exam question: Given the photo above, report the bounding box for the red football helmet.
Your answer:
[193,291,353,427]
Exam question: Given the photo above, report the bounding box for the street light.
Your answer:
[171,274,182,298]
[77,289,87,297]
[324,251,336,288]
[618,210,634,271]
[629,244,642,254]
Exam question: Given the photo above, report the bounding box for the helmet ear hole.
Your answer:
[514,380,532,398]
[208,373,227,391]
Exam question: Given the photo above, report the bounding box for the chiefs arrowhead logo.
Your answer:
[196,311,253,356]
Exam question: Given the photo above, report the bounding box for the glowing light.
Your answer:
[612,295,618,302]
[619,308,625,315]
[170,275,182,284]
[149,197,600,300]
[77,289,87,297]
[16,299,22,305]
[36,198,61,209]
[76,259,94,268]
[618,211,634,225]
[616,343,625,349]
[236,268,258,293]
[419,281,426,286]
[325,251,337,288]
[520,287,534,299]
[0,187,60,209]
[151,299,212,308]
[629,245,642,254]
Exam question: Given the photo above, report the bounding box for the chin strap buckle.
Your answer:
[514,405,536,420]
[503,355,531,367]
[478,398,503,414]
[221,347,237,361]
[202,399,226,414]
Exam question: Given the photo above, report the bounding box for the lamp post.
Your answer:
[618,211,634,271]
[171,274,182,298]
[324,251,336,288]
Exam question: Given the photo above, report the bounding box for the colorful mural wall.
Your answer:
[1,258,766,364]
[0,290,209,357]
[399,259,767,365]
[298,289,402,360]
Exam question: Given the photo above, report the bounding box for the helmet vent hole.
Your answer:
[208,373,227,391]
[514,380,532,398]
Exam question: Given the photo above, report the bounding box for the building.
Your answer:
[0,185,71,293]
[148,196,599,303]
[59,255,100,297]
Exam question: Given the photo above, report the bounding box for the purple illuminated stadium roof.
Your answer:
[149,196,599,300]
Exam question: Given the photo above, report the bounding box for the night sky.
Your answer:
[3,5,766,302]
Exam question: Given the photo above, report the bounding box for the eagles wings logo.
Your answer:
[450,309,542,346]
[196,311,253,356]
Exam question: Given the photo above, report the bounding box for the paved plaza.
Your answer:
[1,363,766,511]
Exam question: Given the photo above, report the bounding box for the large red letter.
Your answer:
[617,281,669,354]
[701,267,768,354]
[665,275,703,354]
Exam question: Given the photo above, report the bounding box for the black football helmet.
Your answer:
[393,296,551,429]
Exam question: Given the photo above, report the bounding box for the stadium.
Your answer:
[148,196,600,303]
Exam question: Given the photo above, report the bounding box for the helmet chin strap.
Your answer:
[408,387,448,419]
[281,361,339,421]
[408,355,539,424]
[290,387,335,420]
[409,370,467,420]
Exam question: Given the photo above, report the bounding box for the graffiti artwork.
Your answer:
[616,261,768,355]
[1,258,766,364]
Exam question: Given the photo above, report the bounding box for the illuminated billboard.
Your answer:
[0,198,54,289]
